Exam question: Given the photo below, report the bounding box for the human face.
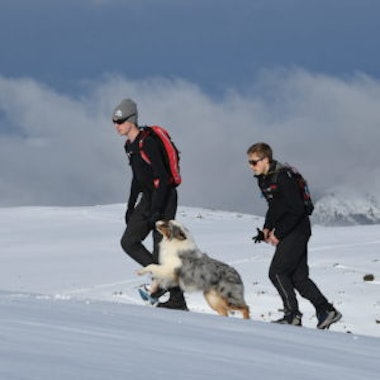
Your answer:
[248,153,270,175]
[113,120,134,136]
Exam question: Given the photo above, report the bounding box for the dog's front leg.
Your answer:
[136,264,158,276]
[137,264,177,284]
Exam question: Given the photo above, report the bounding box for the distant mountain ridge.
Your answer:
[312,190,380,226]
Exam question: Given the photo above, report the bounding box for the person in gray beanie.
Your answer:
[112,98,188,311]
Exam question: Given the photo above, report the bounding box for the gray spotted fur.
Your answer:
[175,249,246,307]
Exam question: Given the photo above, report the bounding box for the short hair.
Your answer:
[246,142,273,161]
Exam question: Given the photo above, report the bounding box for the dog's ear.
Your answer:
[172,224,187,241]
[156,221,171,239]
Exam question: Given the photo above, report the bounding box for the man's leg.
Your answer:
[292,248,330,313]
[292,246,342,329]
[151,188,178,263]
[269,231,310,324]
[120,197,153,267]
[269,232,307,315]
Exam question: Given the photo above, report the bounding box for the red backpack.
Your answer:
[138,126,182,187]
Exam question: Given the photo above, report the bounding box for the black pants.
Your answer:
[120,188,177,267]
[268,229,330,315]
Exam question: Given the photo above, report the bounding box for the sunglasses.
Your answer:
[248,157,265,166]
[113,113,136,125]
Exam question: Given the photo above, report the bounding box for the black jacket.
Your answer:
[256,160,311,240]
[125,130,174,218]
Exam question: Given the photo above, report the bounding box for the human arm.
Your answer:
[142,136,172,226]
[125,177,141,223]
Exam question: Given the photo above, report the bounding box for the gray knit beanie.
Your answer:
[112,98,138,125]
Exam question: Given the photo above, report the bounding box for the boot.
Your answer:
[156,287,188,311]
[138,284,167,305]
[272,312,302,326]
[317,307,342,329]
[150,286,168,299]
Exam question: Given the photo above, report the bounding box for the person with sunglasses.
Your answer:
[247,142,342,329]
[112,98,188,311]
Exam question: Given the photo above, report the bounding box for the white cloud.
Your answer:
[1,69,380,214]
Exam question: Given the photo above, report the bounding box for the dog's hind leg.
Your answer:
[241,306,250,320]
[203,289,229,317]
[229,304,250,320]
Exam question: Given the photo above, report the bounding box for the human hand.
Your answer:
[267,230,280,246]
[262,228,270,242]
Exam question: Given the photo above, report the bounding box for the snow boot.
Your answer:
[156,287,188,311]
[272,312,302,326]
[317,307,342,329]
[138,284,167,305]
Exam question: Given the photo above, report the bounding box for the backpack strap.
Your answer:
[137,127,161,188]
[138,127,152,165]
[259,163,292,200]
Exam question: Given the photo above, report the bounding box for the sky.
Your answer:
[1,204,380,379]
[1,0,380,214]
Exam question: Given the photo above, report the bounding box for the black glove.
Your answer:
[252,228,265,243]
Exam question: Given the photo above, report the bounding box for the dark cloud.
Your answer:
[1,0,379,95]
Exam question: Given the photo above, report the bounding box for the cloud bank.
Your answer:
[1,69,379,215]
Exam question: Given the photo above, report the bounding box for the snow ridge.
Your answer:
[312,189,380,226]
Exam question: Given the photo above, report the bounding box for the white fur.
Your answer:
[137,220,196,288]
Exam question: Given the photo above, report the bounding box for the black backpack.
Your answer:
[261,164,314,216]
[281,165,314,215]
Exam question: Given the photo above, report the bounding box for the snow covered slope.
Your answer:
[2,292,379,380]
[1,205,379,379]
